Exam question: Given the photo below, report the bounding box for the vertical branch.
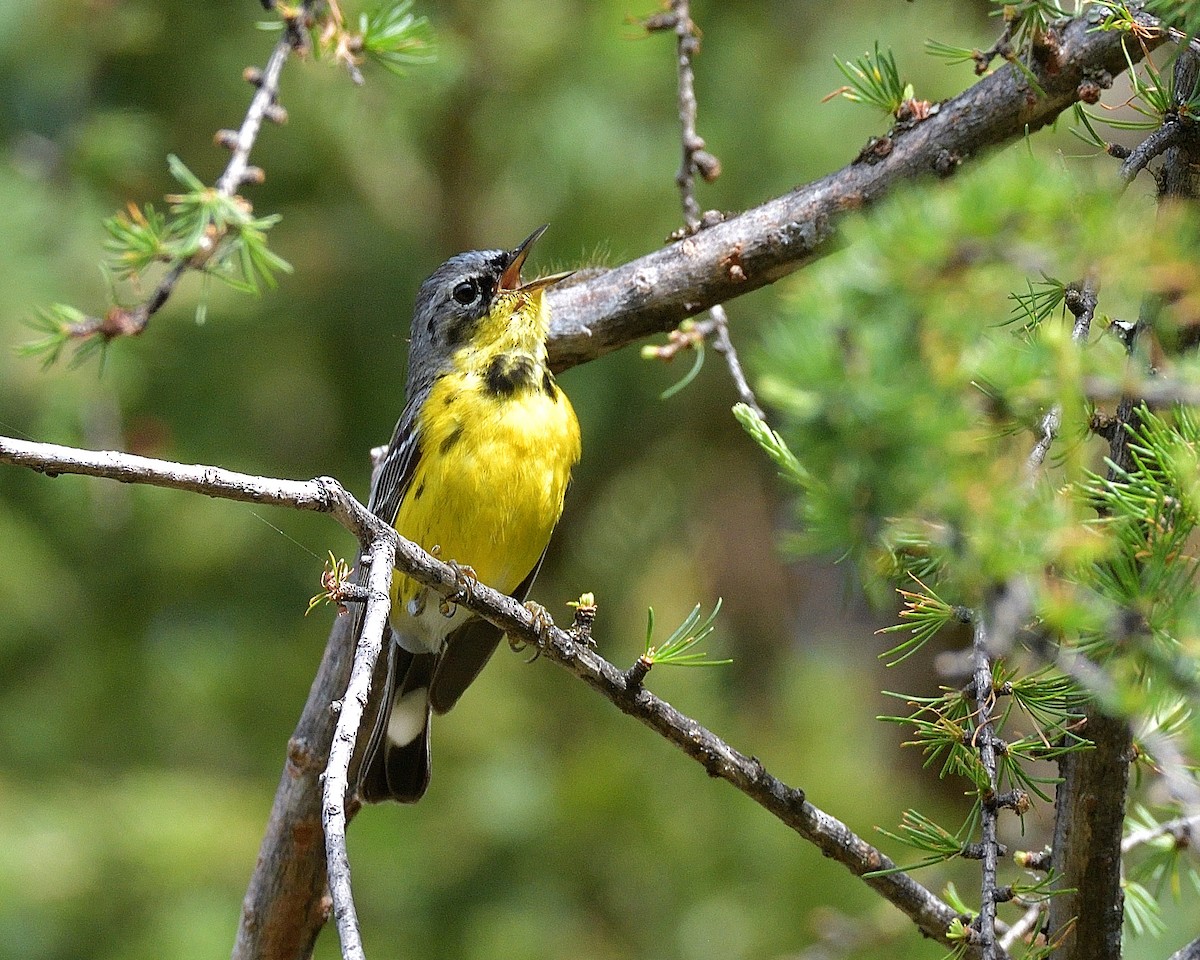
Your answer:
[672,0,704,231]
[215,22,297,198]
[648,1,763,417]
[1046,708,1132,959]
[322,537,397,960]
[233,608,355,960]
[970,607,1003,960]
[1049,45,1200,960]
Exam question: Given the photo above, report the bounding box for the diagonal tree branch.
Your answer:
[545,13,1163,372]
[0,433,978,956]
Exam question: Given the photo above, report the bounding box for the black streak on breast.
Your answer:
[484,353,538,397]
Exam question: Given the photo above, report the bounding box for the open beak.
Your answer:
[499,225,575,292]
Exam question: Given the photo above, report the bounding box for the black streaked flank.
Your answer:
[542,370,557,399]
[440,424,464,455]
[484,353,539,397]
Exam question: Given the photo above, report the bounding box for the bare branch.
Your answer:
[669,0,706,230]
[970,607,1003,960]
[646,0,763,416]
[1121,812,1200,854]
[322,536,396,960]
[1119,120,1188,187]
[0,434,379,541]
[0,433,970,953]
[215,19,299,197]
[708,304,764,418]
[998,900,1044,953]
[523,609,974,950]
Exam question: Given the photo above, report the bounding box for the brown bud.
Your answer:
[693,149,721,183]
[641,12,678,31]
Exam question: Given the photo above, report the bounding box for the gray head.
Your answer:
[405,227,552,396]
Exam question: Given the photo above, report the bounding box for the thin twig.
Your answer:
[974,18,1018,76]
[646,0,763,416]
[997,900,1044,952]
[215,19,298,198]
[1119,120,1187,187]
[1027,276,1098,473]
[970,606,1003,960]
[321,534,396,960]
[63,4,306,347]
[1121,812,1200,853]
[708,305,765,418]
[671,0,704,231]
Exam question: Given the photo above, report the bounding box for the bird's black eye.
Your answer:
[452,280,479,305]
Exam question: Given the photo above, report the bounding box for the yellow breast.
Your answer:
[391,365,580,615]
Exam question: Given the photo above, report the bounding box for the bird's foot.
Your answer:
[439,561,478,618]
[508,600,556,659]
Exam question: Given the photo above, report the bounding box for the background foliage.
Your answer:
[2,2,1195,959]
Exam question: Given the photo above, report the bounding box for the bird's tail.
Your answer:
[358,641,436,803]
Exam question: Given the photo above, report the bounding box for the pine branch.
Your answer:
[34,4,308,359]
[1049,46,1200,960]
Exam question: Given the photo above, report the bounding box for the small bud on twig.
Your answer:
[641,11,679,32]
[693,149,721,182]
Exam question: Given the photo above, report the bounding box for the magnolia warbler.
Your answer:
[357,226,580,804]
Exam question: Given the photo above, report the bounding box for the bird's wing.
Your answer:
[368,394,423,525]
[428,545,549,715]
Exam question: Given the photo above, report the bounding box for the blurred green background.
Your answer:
[3,2,1170,960]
